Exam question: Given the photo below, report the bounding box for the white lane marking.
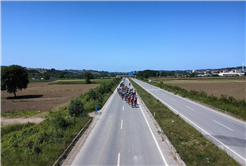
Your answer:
[102,85,119,112]
[185,105,194,111]
[133,79,246,162]
[213,120,234,131]
[122,106,124,111]
[139,105,168,166]
[117,153,120,166]
[121,120,123,129]
[143,79,246,126]
[171,98,176,101]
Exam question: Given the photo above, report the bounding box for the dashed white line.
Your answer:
[117,153,120,166]
[132,79,246,162]
[122,106,124,111]
[171,98,176,101]
[185,105,194,111]
[139,105,168,166]
[213,120,234,131]
[121,120,123,129]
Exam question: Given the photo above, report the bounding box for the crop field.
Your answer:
[153,76,246,101]
[1,80,102,113]
[48,78,113,85]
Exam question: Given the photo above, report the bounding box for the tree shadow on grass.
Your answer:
[6,95,43,99]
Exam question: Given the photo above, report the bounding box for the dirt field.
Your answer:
[1,82,100,112]
[1,118,45,125]
[155,76,246,101]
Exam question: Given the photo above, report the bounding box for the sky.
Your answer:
[1,1,245,72]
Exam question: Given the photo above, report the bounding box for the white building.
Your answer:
[218,71,244,76]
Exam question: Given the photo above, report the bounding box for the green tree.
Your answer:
[1,65,29,98]
[58,72,64,78]
[85,72,94,84]
[43,72,50,80]
[68,97,84,117]
[87,89,97,100]
[189,73,196,77]
[143,73,149,78]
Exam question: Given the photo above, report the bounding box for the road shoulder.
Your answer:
[136,90,185,166]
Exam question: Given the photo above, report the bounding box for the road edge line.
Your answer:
[144,80,246,125]
[139,105,169,166]
[133,79,246,165]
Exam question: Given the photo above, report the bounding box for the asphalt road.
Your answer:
[131,78,246,165]
[71,78,179,166]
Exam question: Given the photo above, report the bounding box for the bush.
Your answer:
[54,111,69,130]
[85,77,91,84]
[97,86,104,95]
[68,97,84,117]
[87,89,97,100]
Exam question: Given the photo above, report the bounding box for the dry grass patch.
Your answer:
[152,77,246,101]
[1,82,100,113]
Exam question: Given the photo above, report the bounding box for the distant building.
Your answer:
[218,71,244,76]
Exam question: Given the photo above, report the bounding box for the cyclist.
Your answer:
[130,95,134,107]
[121,91,125,100]
[128,94,131,104]
[134,96,137,107]
[125,93,128,101]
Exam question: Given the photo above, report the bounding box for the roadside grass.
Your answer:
[1,78,121,166]
[1,122,35,137]
[130,79,240,166]
[1,110,91,166]
[1,110,46,118]
[148,80,246,120]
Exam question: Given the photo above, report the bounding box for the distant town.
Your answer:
[190,64,245,77]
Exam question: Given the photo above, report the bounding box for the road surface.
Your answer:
[131,78,246,165]
[71,78,179,166]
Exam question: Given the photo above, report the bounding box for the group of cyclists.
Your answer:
[117,81,138,108]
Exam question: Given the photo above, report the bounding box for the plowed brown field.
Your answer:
[156,77,246,101]
[1,82,99,112]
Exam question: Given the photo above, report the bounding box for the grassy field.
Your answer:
[130,79,240,166]
[29,79,57,83]
[1,79,113,117]
[1,78,121,166]
[1,83,99,115]
[1,108,92,166]
[148,76,246,101]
